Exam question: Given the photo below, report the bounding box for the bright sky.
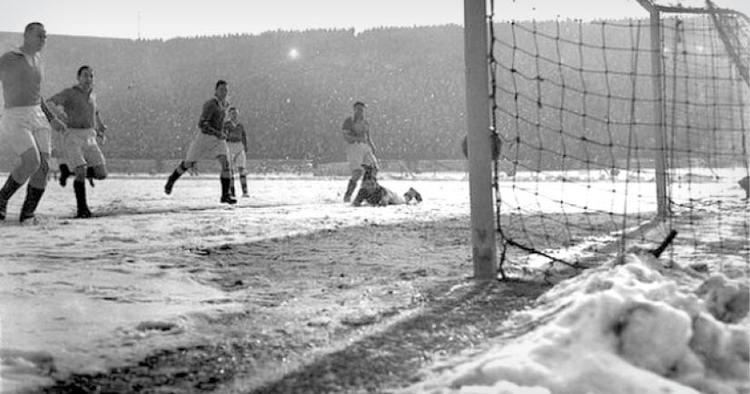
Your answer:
[1,0,748,40]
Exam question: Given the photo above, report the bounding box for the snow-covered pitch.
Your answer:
[0,170,747,393]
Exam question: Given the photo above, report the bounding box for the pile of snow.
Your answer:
[412,252,749,394]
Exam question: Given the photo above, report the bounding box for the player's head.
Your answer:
[228,106,238,120]
[361,164,377,180]
[360,165,378,190]
[23,22,46,53]
[215,80,228,100]
[77,65,94,89]
[353,101,365,116]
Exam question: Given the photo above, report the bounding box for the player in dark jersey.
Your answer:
[341,101,378,202]
[224,107,249,197]
[0,22,66,222]
[47,65,109,218]
[164,80,236,204]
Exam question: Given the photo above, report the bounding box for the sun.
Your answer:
[288,48,300,60]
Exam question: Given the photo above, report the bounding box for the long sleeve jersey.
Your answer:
[224,121,247,151]
[199,97,227,137]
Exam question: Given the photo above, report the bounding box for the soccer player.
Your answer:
[47,65,109,218]
[0,22,66,222]
[224,106,249,197]
[341,101,378,202]
[164,80,236,204]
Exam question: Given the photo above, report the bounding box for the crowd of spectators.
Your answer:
[0,18,743,171]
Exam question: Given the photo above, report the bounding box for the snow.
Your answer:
[0,173,471,392]
[411,252,749,394]
[0,168,748,393]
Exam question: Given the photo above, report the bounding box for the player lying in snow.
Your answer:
[352,165,422,206]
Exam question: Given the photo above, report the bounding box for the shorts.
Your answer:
[61,128,105,169]
[0,106,51,156]
[227,141,247,174]
[346,142,377,172]
[185,132,229,163]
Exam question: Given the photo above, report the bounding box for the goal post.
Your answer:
[464,0,497,279]
[637,0,671,218]
[635,0,750,219]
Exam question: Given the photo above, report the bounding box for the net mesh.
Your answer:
[486,1,750,279]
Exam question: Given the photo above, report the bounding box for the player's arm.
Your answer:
[241,124,248,153]
[95,110,108,144]
[45,91,68,122]
[41,96,66,132]
[222,120,232,139]
[95,110,107,133]
[199,101,223,138]
[43,98,64,120]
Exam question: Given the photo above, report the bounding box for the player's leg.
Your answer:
[344,168,363,203]
[89,165,106,180]
[19,150,49,222]
[56,135,73,187]
[57,131,74,187]
[344,143,365,202]
[15,113,53,222]
[164,161,193,195]
[347,145,378,203]
[363,145,378,169]
[85,137,107,187]
[0,148,41,220]
[59,161,72,187]
[19,119,54,222]
[239,167,249,197]
[218,155,236,204]
[166,133,207,195]
[227,144,239,198]
[72,164,91,218]
[0,114,42,220]
[387,189,406,205]
[84,167,96,187]
[85,139,108,180]
[237,148,248,197]
[65,131,91,218]
[229,168,236,198]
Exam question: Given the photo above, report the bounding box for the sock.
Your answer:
[0,176,23,220]
[240,175,248,195]
[19,185,45,222]
[74,180,91,218]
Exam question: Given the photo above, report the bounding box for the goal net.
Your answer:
[487,0,750,279]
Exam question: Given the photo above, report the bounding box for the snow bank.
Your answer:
[414,253,750,394]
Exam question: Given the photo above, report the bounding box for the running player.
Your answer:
[164,80,236,204]
[341,101,378,202]
[0,22,66,222]
[47,65,109,218]
[224,106,249,197]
